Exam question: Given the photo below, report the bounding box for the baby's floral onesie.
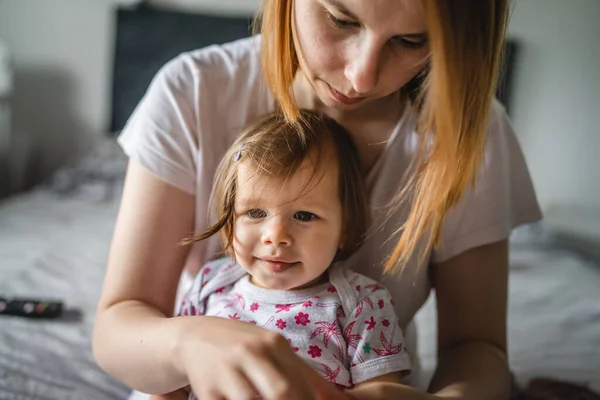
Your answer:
[179,258,411,398]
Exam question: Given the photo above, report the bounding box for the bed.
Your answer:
[415,221,600,392]
[2,140,599,398]
[1,3,599,399]
[0,139,130,399]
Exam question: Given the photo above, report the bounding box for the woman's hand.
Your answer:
[177,316,352,400]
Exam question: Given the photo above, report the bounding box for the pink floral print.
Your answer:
[365,316,376,331]
[275,304,292,313]
[276,319,287,330]
[308,345,322,358]
[295,312,311,326]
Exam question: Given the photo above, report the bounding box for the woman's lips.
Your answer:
[327,84,366,105]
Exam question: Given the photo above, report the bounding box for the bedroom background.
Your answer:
[0,0,598,211]
[0,0,599,399]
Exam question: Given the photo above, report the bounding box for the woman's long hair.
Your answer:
[257,0,509,271]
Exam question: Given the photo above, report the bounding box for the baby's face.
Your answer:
[232,158,343,291]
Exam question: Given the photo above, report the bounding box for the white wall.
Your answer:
[0,0,116,191]
[508,0,600,211]
[0,0,258,193]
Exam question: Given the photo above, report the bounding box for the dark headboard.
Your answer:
[110,5,518,133]
[110,4,253,132]
[497,39,518,114]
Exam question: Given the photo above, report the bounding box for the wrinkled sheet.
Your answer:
[0,140,130,400]
[415,226,600,391]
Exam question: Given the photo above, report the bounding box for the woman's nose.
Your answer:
[261,216,292,247]
[344,37,381,94]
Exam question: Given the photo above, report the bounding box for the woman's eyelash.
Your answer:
[324,10,357,29]
[324,9,427,51]
[392,37,428,50]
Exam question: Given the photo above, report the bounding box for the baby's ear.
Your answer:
[336,240,345,260]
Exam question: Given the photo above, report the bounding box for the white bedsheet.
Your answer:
[0,140,130,400]
[415,231,600,391]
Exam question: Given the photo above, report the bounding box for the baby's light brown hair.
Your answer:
[183,110,368,262]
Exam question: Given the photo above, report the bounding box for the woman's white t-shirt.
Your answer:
[118,35,542,364]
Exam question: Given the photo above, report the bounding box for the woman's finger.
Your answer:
[189,362,256,400]
[217,366,259,400]
[239,346,313,400]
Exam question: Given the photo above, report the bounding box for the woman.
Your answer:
[93,0,541,399]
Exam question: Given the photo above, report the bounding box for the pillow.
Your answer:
[543,205,600,265]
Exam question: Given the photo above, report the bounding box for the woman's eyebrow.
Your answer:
[322,0,359,20]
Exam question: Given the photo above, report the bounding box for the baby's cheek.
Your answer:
[311,231,341,255]
[232,229,258,265]
[234,222,258,248]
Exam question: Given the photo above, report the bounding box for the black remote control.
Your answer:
[0,296,64,319]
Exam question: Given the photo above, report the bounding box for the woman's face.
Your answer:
[293,0,429,110]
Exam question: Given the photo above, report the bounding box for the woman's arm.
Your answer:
[93,160,196,392]
[429,239,511,399]
[346,372,408,399]
[347,240,511,400]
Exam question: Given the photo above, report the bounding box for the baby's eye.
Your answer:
[247,209,266,219]
[294,211,318,222]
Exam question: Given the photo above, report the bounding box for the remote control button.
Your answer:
[23,302,34,313]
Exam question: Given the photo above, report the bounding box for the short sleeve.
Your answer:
[432,100,543,263]
[179,264,213,317]
[344,285,411,384]
[178,258,238,317]
[118,55,200,195]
